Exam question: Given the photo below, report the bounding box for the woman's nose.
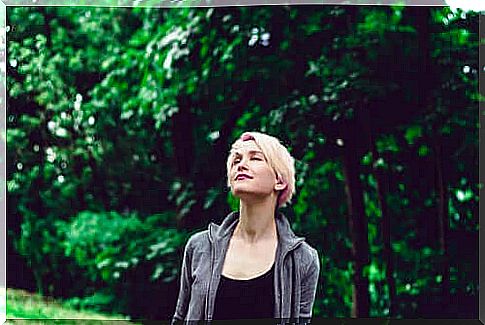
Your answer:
[236,158,249,170]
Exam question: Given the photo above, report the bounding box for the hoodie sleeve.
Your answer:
[299,247,320,321]
[171,236,194,324]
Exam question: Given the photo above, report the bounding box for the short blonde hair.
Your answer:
[226,131,296,208]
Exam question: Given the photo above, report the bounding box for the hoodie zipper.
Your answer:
[278,239,304,320]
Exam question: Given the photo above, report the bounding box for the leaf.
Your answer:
[417,145,429,157]
[404,125,422,145]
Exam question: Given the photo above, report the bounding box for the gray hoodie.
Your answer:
[171,211,320,324]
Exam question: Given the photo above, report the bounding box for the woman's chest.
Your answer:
[221,238,278,279]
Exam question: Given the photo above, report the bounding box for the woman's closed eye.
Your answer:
[233,157,262,164]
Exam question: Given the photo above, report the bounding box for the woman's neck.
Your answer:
[235,200,277,244]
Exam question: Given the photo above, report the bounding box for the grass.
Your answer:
[6,288,137,324]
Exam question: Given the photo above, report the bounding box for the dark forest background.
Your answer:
[6,5,479,320]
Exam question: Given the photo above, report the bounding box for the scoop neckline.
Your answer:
[221,263,275,281]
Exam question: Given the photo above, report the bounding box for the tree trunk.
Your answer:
[375,165,397,316]
[411,6,451,315]
[362,104,397,316]
[341,122,371,317]
[434,137,451,316]
[409,5,440,251]
[27,112,48,296]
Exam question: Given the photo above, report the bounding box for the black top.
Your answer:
[212,264,275,320]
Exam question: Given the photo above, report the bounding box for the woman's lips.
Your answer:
[235,174,252,180]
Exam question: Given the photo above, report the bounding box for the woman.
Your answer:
[171,131,320,323]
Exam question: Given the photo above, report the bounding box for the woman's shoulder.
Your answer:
[186,229,211,250]
[294,240,320,266]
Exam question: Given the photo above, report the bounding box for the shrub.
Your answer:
[57,210,189,316]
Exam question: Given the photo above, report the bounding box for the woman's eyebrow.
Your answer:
[233,150,263,156]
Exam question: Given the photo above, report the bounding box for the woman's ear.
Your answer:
[274,174,287,191]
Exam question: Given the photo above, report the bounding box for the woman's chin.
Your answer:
[231,189,273,203]
[231,189,251,199]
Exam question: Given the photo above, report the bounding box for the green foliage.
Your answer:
[7,288,133,322]
[50,210,188,315]
[227,191,240,211]
[404,125,423,145]
[58,210,188,285]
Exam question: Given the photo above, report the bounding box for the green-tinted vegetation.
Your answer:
[6,4,479,320]
[6,288,134,323]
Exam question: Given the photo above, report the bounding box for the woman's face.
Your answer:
[229,140,280,202]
